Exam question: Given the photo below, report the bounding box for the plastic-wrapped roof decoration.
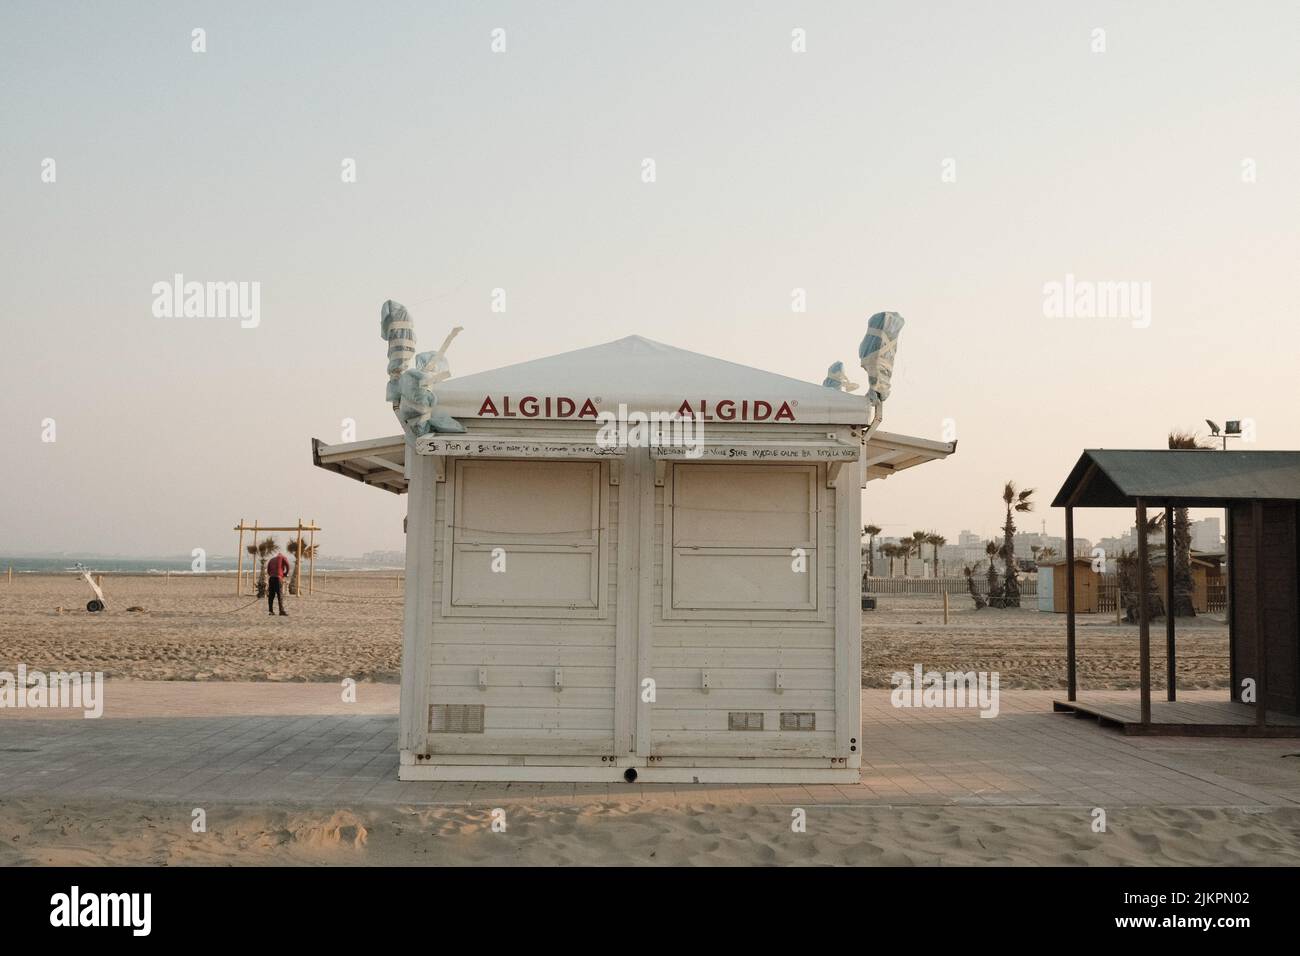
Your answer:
[822,360,860,392]
[380,299,465,437]
[859,311,905,407]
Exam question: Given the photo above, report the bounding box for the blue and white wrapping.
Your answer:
[858,311,905,405]
[380,300,466,436]
[398,350,466,436]
[822,360,859,392]
[380,300,417,405]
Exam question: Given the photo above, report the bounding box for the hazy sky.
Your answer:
[2,1,1296,557]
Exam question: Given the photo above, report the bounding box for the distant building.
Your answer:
[1098,531,1137,557]
[1191,516,1222,553]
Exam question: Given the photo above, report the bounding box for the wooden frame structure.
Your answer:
[1051,450,1300,736]
[234,520,321,597]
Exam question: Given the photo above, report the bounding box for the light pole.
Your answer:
[1204,419,1242,451]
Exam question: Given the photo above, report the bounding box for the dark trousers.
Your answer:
[268,576,285,613]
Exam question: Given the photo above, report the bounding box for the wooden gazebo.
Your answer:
[1051,449,1300,736]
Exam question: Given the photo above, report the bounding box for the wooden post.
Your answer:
[236,520,245,596]
[309,520,316,595]
[1165,505,1176,701]
[943,590,949,624]
[1226,506,1236,701]
[6,566,11,585]
[1065,506,1077,701]
[1136,499,1151,724]
[251,521,259,595]
[1253,501,1266,727]
[294,519,304,598]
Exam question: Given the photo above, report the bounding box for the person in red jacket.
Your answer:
[266,552,290,616]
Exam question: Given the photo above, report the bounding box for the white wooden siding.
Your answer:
[650,455,840,759]
[427,448,619,755]
[408,418,858,772]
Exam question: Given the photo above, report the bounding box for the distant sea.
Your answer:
[0,556,402,574]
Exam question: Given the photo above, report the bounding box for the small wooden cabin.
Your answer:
[1038,557,1098,613]
[314,336,955,781]
[1152,553,1215,614]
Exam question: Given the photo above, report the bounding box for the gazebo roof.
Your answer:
[1053,450,1300,508]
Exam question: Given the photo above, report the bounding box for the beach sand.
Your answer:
[3,799,1297,866]
[0,573,1229,689]
[861,596,1230,691]
[0,572,404,683]
[0,573,1260,867]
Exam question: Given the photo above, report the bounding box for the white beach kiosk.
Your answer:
[313,305,954,782]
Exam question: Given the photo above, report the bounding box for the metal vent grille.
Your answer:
[429,703,485,733]
[728,711,764,731]
[780,711,816,731]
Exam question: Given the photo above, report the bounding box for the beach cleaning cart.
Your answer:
[75,564,107,612]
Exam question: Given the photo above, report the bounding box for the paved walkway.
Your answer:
[2,684,1298,809]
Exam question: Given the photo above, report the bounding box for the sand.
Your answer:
[0,574,1230,689]
[862,596,1230,690]
[3,799,1298,866]
[0,573,1264,867]
[0,573,403,683]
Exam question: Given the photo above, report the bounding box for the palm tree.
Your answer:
[1166,430,1210,616]
[911,531,930,576]
[963,563,987,610]
[1118,512,1166,623]
[252,537,279,598]
[284,540,318,596]
[927,532,946,577]
[1038,546,1058,563]
[863,524,882,577]
[880,542,899,577]
[999,481,1035,607]
[899,539,916,577]
[984,540,1003,607]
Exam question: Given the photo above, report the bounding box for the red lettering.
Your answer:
[557,397,576,418]
[774,401,796,421]
[577,399,598,418]
[520,396,539,417]
[717,400,736,421]
[477,396,499,416]
[753,400,772,421]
